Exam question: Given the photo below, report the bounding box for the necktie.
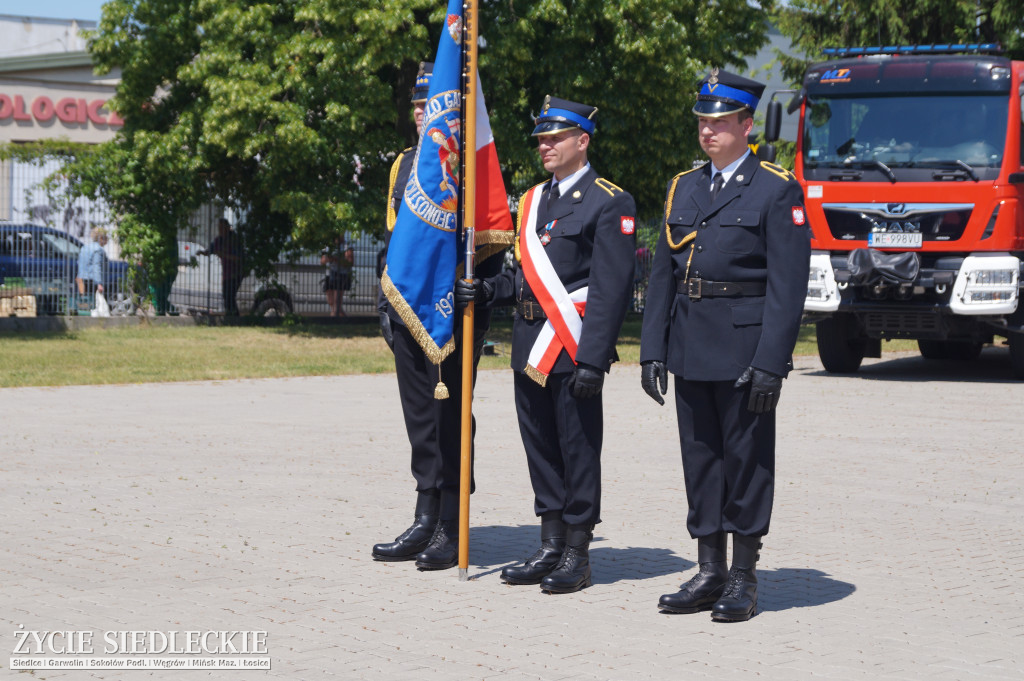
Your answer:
[710,173,724,201]
[547,182,560,212]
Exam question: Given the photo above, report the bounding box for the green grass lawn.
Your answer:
[0,316,918,388]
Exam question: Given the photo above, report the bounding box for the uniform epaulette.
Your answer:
[594,178,623,196]
[671,164,705,181]
[759,160,797,182]
[386,148,415,232]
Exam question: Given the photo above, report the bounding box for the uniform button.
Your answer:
[696,246,703,253]
[700,221,707,228]
[735,217,742,223]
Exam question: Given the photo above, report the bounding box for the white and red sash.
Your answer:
[518,183,588,386]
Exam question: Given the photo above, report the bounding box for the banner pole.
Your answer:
[458,0,480,583]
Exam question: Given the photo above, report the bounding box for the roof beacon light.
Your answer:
[822,43,1002,57]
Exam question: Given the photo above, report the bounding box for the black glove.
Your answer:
[734,366,783,414]
[567,362,604,399]
[379,311,394,350]
[454,278,493,309]
[640,360,667,406]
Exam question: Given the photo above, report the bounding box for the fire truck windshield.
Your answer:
[802,93,1008,177]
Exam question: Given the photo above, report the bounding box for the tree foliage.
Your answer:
[72,0,773,281]
[771,0,1024,84]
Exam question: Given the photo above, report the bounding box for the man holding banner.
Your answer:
[376,2,513,573]
[457,96,636,593]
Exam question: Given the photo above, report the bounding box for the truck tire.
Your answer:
[1009,334,1024,380]
[918,340,983,361]
[816,314,866,373]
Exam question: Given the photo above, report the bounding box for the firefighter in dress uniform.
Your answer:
[373,62,501,571]
[456,96,637,593]
[639,70,811,621]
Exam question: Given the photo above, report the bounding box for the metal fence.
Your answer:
[169,219,384,318]
[2,158,655,319]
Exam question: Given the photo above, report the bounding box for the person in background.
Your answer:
[77,227,109,300]
[198,218,245,315]
[321,235,354,318]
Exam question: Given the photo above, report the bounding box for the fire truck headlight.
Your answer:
[949,255,1020,315]
[805,253,840,312]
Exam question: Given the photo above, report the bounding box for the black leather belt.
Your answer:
[516,299,546,320]
[677,278,767,300]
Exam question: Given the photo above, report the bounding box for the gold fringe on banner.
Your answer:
[381,267,456,368]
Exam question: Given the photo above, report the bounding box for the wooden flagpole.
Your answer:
[458,0,480,582]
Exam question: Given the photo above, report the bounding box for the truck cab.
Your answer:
[766,44,1024,377]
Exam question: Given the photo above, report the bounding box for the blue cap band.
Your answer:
[539,107,596,135]
[699,82,759,111]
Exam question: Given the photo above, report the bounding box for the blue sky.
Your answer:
[2,1,106,23]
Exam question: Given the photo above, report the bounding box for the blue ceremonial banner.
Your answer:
[382,0,465,364]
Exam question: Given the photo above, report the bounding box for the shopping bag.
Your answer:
[91,291,111,317]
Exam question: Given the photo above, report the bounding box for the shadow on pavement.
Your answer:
[759,568,856,612]
[800,346,1018,384]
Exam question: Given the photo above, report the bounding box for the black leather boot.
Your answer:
[540,524,593,593]
[711,534,762,622]
[501,512,566,585]
[372,491,439,561]
[658,532,728,613]
[414,492,459,570]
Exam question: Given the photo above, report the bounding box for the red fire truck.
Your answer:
[763,44,1024,377]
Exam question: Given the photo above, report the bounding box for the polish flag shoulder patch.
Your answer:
[621,216,636,235]
[792,206,806,226]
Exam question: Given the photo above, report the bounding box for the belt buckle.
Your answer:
[687,278,702,300]
[521,301,534,320]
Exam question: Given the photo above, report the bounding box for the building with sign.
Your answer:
[0,14,121,224]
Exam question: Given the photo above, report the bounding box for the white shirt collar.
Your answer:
[550,163,591,197]
[710,150,752,187]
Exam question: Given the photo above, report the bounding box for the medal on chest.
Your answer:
[539,219,557,246]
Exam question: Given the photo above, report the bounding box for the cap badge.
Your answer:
[709,67,719,85]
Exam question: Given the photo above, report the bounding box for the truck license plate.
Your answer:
[868,232,923,248]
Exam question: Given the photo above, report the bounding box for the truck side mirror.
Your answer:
[764,101,782,143]
[757,143,777,163]
[787,88,806,115]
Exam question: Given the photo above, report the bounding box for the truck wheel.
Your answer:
[944,341,983,361]
[253,298,291,317]
[1009,334,1024,380]
[917,339,949,360]
[816,314,866,373]
[918,340,983,361]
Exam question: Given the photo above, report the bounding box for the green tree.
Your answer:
[71,0,773,284]
[479,0,771,214]
[771,0,1024,84]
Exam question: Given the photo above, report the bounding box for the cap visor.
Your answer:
[692,99,749,117]
[531,120,579,137]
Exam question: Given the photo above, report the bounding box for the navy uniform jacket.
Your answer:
[381,147,500,332]
[640,154,810,380]
[490,167,637,374]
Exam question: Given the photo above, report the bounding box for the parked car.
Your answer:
[0,224,133,315]
[169,235,383,317]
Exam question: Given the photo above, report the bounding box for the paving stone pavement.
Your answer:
[2,348,1023,680]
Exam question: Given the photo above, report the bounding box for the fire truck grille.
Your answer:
[824,205,973,242]
[862,310,943,337]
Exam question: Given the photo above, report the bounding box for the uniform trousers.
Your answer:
[392,321,477,495]
[513,370,602,526]
[673,377,775,538]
